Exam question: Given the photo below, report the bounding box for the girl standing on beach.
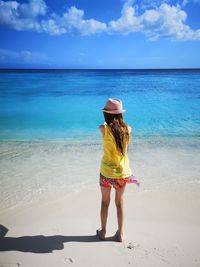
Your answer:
[97,98,139,242]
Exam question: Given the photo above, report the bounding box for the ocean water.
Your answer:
[0,69,200,140]
[0,69,200,210]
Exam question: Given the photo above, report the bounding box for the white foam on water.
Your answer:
[0,137,199,210]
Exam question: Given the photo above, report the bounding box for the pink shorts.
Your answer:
[100,173,140,189]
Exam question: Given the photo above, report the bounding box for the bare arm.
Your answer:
[98,124,105,137]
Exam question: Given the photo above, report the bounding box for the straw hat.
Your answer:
[102,98,126,114]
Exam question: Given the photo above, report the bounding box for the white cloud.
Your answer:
[142,3,200,40]
[182,0,200,6]
[0,0,47,31]
[108,2,141,34]
[108,2,200,40]
[133,0,170,11]
[0,0,200,40]
[0,48,50,64]
[140,4,189,40]
[0,1,106,35]
[41,6,106,36]
[19,0,47,18]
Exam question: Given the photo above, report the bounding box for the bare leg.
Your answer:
[115,184,126,241]
[100,186,111,239]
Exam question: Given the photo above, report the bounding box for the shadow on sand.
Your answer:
[0,225,117,253]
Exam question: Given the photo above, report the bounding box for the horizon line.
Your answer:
[0,68,200,71]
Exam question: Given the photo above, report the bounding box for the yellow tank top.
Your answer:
[100,123,132,179]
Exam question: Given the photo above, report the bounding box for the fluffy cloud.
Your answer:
[135,0,171,10]
[108,2,141,34]
[108,2,200,40]
[0,0,106,35]
[0,0,200,40]
[41,6,106,36]
[139,3,200,40]
[0,0,46,31]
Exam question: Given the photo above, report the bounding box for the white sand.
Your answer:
[1,137,200,266]
[0,183,200,267]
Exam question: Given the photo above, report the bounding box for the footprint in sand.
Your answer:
[64,257,73,264]
[126,242,140,250]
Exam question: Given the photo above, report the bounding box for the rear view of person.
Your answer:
[96,98,140,242]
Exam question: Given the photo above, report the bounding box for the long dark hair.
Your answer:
[103,112,130,155]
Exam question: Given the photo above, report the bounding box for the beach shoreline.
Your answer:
[1,136,200,209]
[0,135,200,266]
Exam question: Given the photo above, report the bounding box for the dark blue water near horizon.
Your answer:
[0,69,200,140]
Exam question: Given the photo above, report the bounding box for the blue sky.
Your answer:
[0,0,200,68]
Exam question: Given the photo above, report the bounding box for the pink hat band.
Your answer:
[102,98,126,114]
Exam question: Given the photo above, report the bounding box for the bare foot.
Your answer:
[116,230,123,242]
[96,229,106,240]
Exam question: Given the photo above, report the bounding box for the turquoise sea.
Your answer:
[0,69,200,210]
[0,69,200,140]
